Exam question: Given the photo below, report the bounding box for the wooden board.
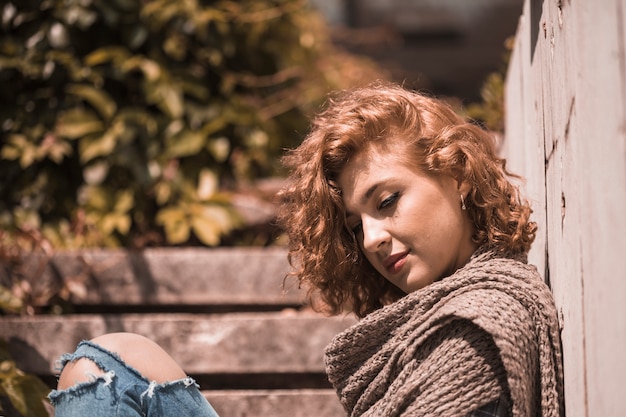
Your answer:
[1,312,357,376]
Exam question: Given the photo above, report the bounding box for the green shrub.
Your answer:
[0,340,50,417]
[464,36,514,133]
[0,0,383,249]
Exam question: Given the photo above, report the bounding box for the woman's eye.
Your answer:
[379,192,399,210]
[351,222,363,235]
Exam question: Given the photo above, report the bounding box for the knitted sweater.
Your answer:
[324,248,565,417]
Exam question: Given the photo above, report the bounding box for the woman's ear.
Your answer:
[456,179,472,198]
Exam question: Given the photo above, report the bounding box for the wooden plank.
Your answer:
[571,2,626,416]
[204,389,345,417]
[541,3,588,415]
[0,312,357,376]
[506,2,589,415]
[3,247,304,306]
[506,1,626,415]
[503,0,549,276]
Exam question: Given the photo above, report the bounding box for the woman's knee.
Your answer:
[57,332,186,390]
[57,356,105,390]
[92,333,186,382]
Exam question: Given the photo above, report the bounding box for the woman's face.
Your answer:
[338,148,478,293]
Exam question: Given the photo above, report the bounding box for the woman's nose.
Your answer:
[361,216,390,253]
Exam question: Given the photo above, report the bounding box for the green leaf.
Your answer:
[66,84,117,120]
[101,213,131,235]
[197,8,228,25]
[191,215,221,246]
[141,0,183,30]
[165,129,206,158]
[200,115,228,136]
[190,204,238,246]
[82,185,110,211]
[79,121,123,163]
[0,341,50,417]
[159,84,184,119]
[84,46,131,66]
[122,56,162,81]
[56,108,104,139]
[117,108,159,136]
[0,285,23,313]
[0,369,50,417]
[156,206,190,244]
[202,205,237,231]
[113,189,134,213]
[15,142,36,168]
[145,82,184,118]
[13,208,41,230]
[0,56,22,70]
[1,135,39,168]
[38,134,73,164]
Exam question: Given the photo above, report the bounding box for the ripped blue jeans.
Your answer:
[49,341,220,417]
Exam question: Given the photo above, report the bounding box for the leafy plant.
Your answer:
[464,72,505,132]
[0,0,385,249]
[0,340,51,417]
[464,36,514,133]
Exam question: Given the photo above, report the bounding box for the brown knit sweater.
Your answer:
[324,248,565,417]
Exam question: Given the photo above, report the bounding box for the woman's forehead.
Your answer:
[338,152,417,200]
[341,146,416,178]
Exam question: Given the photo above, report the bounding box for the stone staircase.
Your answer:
[0,247,356,416]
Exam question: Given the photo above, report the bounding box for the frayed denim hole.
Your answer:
[140,381,158,405]
[85,369,115,386]
[54,352,74,374]
[137,376,199,406]
[48,369,118,405]
[102,370,115,386]
[55,351,109,375]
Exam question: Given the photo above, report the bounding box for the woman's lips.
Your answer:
[383,250,409,274]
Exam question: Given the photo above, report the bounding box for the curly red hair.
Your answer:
[277,82,536,317]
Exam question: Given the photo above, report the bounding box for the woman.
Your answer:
[276,82,564,416]
[51,82,564,417]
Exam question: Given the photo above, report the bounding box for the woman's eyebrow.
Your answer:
[344,181,383,218]
[361,183,381,205]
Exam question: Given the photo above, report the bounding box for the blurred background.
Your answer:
[312,0,522,101]
[0,0,522,253]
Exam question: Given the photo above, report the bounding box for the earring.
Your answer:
[460,194,467,211]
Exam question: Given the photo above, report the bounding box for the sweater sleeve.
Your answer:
[372,320,511,417]
[434,288,539,417]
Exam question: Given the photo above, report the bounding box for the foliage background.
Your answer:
[0,0,385,252]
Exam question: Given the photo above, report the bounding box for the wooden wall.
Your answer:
[503,0,626,415]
